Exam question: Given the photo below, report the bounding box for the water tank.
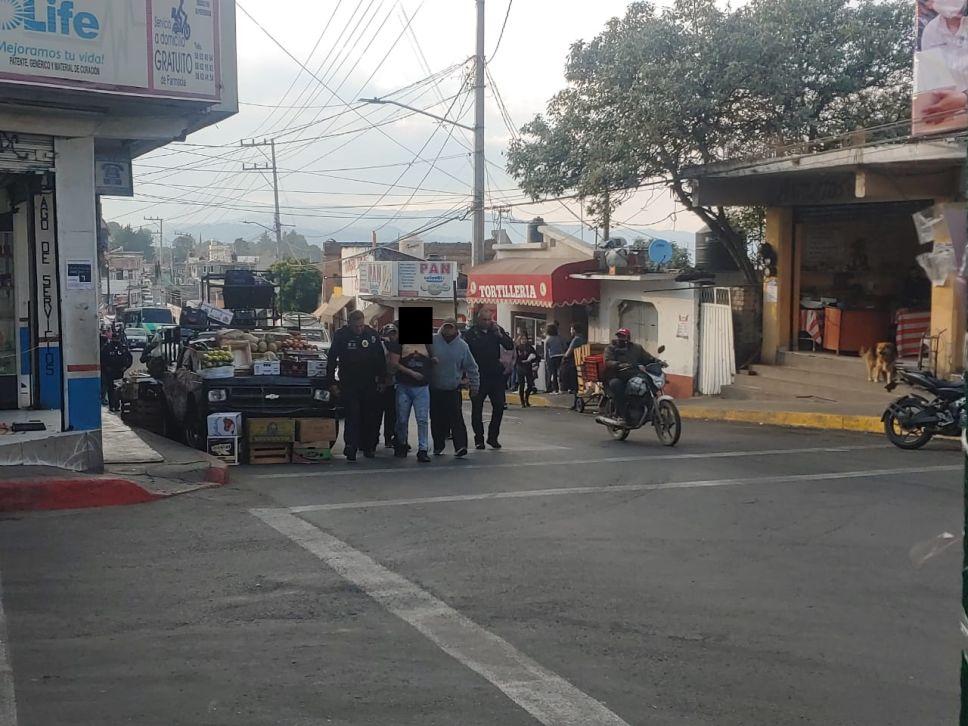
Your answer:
[694,226,738,271]
[527,217,545,244]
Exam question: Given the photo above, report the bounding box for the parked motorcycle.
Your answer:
[882,368,964,449]
[595,346,682,446]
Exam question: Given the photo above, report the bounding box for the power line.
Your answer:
[490,0,513,61]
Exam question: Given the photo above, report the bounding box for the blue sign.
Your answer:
[647,239,674,265]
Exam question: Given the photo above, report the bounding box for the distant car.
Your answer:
[124,328,149,351]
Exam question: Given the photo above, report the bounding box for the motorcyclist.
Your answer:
[603,328,659,424]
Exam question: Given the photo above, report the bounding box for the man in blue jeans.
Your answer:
[387,340,433,463]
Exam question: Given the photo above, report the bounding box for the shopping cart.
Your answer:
[573,353,605,413]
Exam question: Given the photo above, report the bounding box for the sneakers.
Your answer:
[416,450,431,463]
[345,451,357,463]
[487,439,502,450]
[475,440,486,450]
[363,450,376,459]
[455,447,468,458]
[394,445,408,458]
[433,449,445,456]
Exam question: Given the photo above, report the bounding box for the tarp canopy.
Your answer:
[313,294,352,321]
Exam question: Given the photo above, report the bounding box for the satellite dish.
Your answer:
[647,239,674,265]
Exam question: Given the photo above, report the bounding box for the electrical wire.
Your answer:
[490,0,513,62]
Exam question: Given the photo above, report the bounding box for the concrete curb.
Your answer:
[677,406,883,434]
[460,390,556,408]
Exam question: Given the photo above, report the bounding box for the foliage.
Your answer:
[172,234,196,263]
[233,237,254,256]
[506,0,912,284]
[107,222,155,260]
[669,243,691,270]
[268,259,322,313]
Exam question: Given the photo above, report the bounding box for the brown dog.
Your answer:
[860,342,898,384]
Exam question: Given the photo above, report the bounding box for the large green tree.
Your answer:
[107,222,155,260]
[507,0,912,284]
[268,259,322,313]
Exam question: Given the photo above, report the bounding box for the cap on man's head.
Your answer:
[440,317,458,330]
[381,323,398,334]
[616,327,632,339]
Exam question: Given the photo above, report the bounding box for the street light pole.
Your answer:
[473,0,486,266]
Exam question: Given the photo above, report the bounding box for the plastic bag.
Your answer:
[917,246,957,286]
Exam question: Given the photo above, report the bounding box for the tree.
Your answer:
[268,259,322,313]
[107,221,155,260]
[670,244,691,270]
[172,234,196,263]
[506,0,912,285]
[233,237,254,256]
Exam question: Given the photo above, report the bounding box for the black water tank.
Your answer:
[694,226,738,271]
[527,217,545,244]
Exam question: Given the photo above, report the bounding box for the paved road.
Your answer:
[0,406,962,725]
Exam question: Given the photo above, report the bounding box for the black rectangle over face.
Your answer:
[398,307,433,344]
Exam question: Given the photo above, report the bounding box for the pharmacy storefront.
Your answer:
[0,0,237,469]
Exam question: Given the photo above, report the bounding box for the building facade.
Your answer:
[0,1,238,469]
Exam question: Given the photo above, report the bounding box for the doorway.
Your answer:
[619,301,658,349]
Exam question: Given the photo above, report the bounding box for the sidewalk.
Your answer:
[468,390,883,433]
[0,410,229,513]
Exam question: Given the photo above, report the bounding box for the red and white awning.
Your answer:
[467,258,600,308]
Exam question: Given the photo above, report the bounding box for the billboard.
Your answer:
[0,0,220,100]
[397,261,456,299]
[358,261,397,297]
[913,0,968,135]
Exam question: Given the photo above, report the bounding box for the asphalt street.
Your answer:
[0,405,962,725]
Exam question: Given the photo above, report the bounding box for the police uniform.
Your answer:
[326,324,386,456]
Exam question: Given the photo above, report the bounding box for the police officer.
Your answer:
[326,310,387,462]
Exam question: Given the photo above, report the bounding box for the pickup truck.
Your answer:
[157,332,339,451]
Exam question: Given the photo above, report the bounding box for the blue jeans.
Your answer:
[396,385,430,452]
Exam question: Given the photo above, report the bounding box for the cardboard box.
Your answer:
[207,412,243,437]
[296,418,337,443]
[207,436,239,465]
[281,359,308,377]
[253,360,281,376]
[249,444,291,465]
[307,359,326,378]
[247,418,295,444]
[292,444,332,464]
[200,365,234,379]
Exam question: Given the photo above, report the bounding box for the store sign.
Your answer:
[0,0,220,100]
[469,276,552,303]
[913,0,968,135]
[358,261,397,297]
[94,157,133,196]
[33,191,61,409]
[398,261,456,298]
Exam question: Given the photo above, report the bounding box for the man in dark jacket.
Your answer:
[463,308,513,449]
[326,310,387,462]
[100,327,133,412]
[603,327,659,423]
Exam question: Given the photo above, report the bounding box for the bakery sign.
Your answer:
[397,261,456,298]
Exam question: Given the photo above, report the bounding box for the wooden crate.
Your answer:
[248,444,291,465]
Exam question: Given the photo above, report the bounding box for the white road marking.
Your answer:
[0,570,19,726]
[252,443,891,480]
[250,508,630,726]
[286,465,960,513]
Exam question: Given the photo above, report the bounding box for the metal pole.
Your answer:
[473,0,486,266]
[271,139,283,261]
[962,366,968,725]
[453,279,459,321]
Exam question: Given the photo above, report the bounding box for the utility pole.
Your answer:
[473,0,486,266]
[144,216,169,299]
[242,138,283,260]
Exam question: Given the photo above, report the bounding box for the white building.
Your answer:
[0,1,238,470]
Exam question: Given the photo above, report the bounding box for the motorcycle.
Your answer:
[882,368,964,450]
[595,346,682,446]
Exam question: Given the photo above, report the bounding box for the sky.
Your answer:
[104,0,701,247]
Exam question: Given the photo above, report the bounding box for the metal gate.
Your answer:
[619,301,658,350]
[699,288,736,395]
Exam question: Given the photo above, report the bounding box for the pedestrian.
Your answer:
[543,324,565,393]
[463,308,513,449]
[561,323,586,398]
[430,318,479,458]
[379,323,399,449]
[326,310,386,462]
[99,325,132,412]
[387,338,433,463]
[514,334,539,407]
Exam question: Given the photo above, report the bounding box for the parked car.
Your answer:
[124,328,149,351]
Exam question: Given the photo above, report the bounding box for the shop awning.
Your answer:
[313,294,353,321]
[467,258,600,308]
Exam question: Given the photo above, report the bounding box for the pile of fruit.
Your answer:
[279,335,313,352]
[201,348,234,369]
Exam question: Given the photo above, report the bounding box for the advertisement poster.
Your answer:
[0,0,219,100]
[913,0,968,135]
[66,259,93,289]
[358,261,397,297]
[398,261,456,299]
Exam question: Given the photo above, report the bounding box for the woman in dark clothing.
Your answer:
[514,335,539,407]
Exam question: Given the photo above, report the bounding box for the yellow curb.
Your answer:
[678,406,883,434]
